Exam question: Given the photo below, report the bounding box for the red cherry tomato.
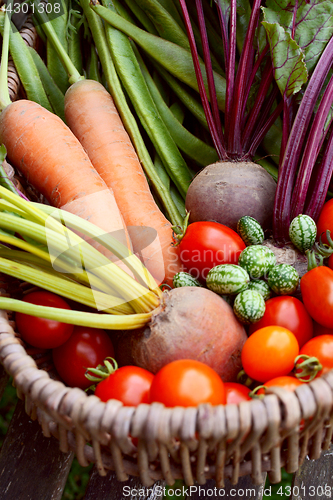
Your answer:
[224,382,251,404]
[178,222,246,280]
[149,359,226,407]
[241,326,299,383]
[52,326,115,389]
[317,199,333,245]
[15,291,74,349]
[95,366,154,406]
[257,376,303,394]
[298,335,333,378]
[300,266,333,328]
[248,296,313,347]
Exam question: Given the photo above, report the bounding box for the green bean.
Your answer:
[119,0,158,35]
[153,63,209,129]
[156,0,186,29]
[136,47,218,166]
[170,184,186,218]
[154,152,186,217]
[28,47,66,121]
[103,2,192,198]
[31,17,47,44]
[154,153,170,190]
[133,0,190,50]
[90,1,226,111]
[0,13,52,111]
[67,9,84,75]
[45,0,70,94]
[86,44,102,82]
[153,70,169,104]
[170,102,184,122]
[80,0,183,226]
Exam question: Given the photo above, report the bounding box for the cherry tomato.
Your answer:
[15,291,74,349]
[248,296,313,347]
[313,321,333,336]
[298,335,333,378]
[52,326,115,389]
[257,376,303,394]
[241,326,299,383]
[317,199,333,245]
[300,266,333,328]
[95,366,154,406]
[149,359,226,407]
[224,382,251,404]
[178,221,246,280]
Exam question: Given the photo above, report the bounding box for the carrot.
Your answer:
[64,79,183,285]
[0,8,135,274]
[0,99,133,267]
[31,0,184,285]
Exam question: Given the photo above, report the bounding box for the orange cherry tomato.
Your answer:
[224,382,251,404]
[149,359,226,407]
[249,296,313,347]
[257,376,304,394]
[241,326,299,383]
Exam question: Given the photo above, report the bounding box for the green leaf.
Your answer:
[262,18,308,97]
[264,0,333,73]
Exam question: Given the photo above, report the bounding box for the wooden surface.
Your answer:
[84,468,266,500]
[291,446,333,500]
[0,398,74,500]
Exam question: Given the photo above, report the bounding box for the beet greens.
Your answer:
[178,0,282,162]
[179,0,333,243]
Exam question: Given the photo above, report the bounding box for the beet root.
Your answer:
[123,287,247,382]
[185,161,277,231]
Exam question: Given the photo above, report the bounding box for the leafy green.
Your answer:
[262,0,333,97]
[262,19,307,97]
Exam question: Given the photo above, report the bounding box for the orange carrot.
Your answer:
[64,79,183,285]
[0,99,133,269]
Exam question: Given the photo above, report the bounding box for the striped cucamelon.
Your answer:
[237,216,264,246]
[233,289,266,324]
[267,264,299,295]
[238,245,276,279]
[206,264,250,295]
[173,272,202,288]
[246,279,272,301]
[289,214,317,253]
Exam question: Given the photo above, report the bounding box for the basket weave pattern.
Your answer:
[1,307,333,488]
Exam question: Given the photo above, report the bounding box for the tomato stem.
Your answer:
[236,369,254,388]
[248,385,266,399]
[85,357,118,383]
[294,354,322,382]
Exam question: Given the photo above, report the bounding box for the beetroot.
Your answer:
[185,161,277,231]
[117,287,247,382]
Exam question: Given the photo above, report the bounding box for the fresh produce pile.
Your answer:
[0,0,332,422]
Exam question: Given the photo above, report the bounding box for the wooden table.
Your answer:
[1,365,332,500]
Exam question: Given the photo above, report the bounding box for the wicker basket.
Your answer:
[2,17,333,490]
[1,299,333,488]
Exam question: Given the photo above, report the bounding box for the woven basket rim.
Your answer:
[1,308,333,487]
